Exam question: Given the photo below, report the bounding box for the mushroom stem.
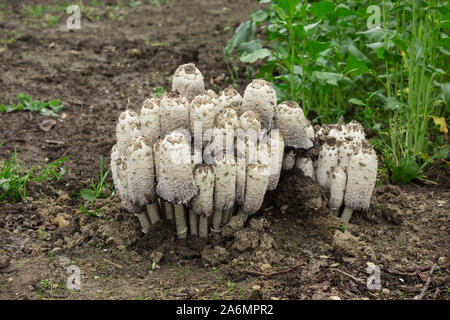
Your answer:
[174,204,187,239]
[189,208,198,236]
[135,212,151,233]
[146,202,161,224]
[329,209,340,217]
[212,209,223,232]
[164,201,175,221]
[221,206,233,225]
[236,207,249,224]
[340,206,353,224]
[199,215,208,238]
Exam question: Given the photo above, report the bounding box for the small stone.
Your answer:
[53,215,69,228]
[252,285,261,291]
[7,278,14,283]
[260,263,272,273]
[438,256,446,265]
[329,296,341,300]
[382,288,390,295]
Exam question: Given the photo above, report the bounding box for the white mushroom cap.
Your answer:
[210,107,240,155]
[239,110,261,133]
[140,98,161,146]
[295,157,315,179]
[116,110,140,155]
[275,101,314,149]
[111,145,124,200]
[267,130,285,190]
[344,120,365,144]
[282,150,296,170]
[316,141,339,189]
[190,94,216,135]
[338,140,357,170]
[243,161,270,215]
[205,89,219,101]
[126,136,155,208]
[217,86,243,115]
[329,166,347,210]
[171,63,205,102]
[112,152,139,213]
[344,141,378,211]
[156,131,198,205]
[241,79,276,129]
[192,165,215,216]
[213,152,236,211]
[160,90,190,137]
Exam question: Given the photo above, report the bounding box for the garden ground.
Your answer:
[0,0,448,300]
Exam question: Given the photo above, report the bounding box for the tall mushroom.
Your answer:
[160,90,190,137]
[328,166,347,216]
[212,152,236,231]
[267,130,284,190]
[241,79,276,129]
[275,101,314,150]
[172,63,205,102]
[191,165,215,237]
[217,85,243,115]
[126,136,160,224]
[156,131,198,239]
[341,141,378,223]
[116,110,141,155]
[316,139,339,189]
[140,98,161,146]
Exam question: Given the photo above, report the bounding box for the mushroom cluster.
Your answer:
[111,63,378,239]
[292,119,378,223]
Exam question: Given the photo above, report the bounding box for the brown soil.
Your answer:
[0,0,449,300]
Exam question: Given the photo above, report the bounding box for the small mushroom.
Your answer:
[282,150,296,171]
[140,98,161,146]
[316,140,339,189]
[191,165,214,237]
[328,166,347,216]
[241,79,276,129]
[341,141,378,223]
[217,85,243,115]
[275,101,314,150]
[116,110,140,155]
[160,90,190,137]
[295,157,315,179]
[267,130,284,190]
[172,63,205,102]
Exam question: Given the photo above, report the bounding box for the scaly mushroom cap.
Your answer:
[111,145,124,199]
[160,90,190,136]
[275,101,314,149]
[282,150,296,170]
[211,107,240,154]
[295,157,315,179]
[338,140,358,171]
[243,161,270,215]
[344,120,365,144]
[316,140,339,189]
[267,130,284,190]
[171,63,205,102]
[241,79,276,129]
[192,165,214,216]
[116,110,140,155]
[217,86,243,115]
[140,98,161,146]
[329,166,347,210]
[190,94,216,135]
[213,152,236,211]
[156,131,198,205]
[206,89,219,101]
[239,110,261,134]
[126,136,155,208]
[344,141,378,211]
[114,153,140,213]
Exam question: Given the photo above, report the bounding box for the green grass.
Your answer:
[1,93,64,117]
[78,155,112,217]
[227,0,449,184]
[0,149,67,203]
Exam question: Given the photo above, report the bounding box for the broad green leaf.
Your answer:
[239,48,271,63]
[225,21,255,56]
[80,189,97,201]
[308,0,334,19]
[251,10,268,23]
[312,71,343,86]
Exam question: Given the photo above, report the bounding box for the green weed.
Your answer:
[1,93,64,117]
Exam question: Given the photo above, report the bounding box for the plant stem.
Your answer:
[212,209,223,232]
[199,215,208,238]
[189,208,198,236]
[174,204,187,239]
[135,211,151,233]
[236,207,249,224]
[146,202,161,224]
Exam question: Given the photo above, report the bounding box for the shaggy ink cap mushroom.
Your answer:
[160,90,190,137]
[316,139,339,189]
[190,94,217,135]
[140,98,161,146]
[192,165,214,216]
[329,166,347,210]
[217,85,243,115]
[213,152,237,211]
[267,130,284,190]
[282,150,296,171]
[171,63,205,102]
[344,141,378,211]
[295,157,315,179]
[243,161,270,215]
[126,136,155,209]
[275,101,314,150]
[156,130,198,205]
[241,79,276,129]
[116,110,141,155]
